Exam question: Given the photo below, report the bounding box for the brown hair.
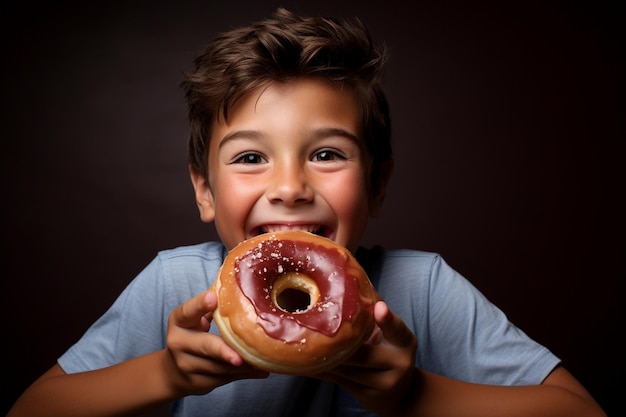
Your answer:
[181,8,392,188]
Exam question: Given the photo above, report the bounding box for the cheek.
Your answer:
[339,188,368,217]
[214,176,258,213]
[323,172,370,220]
[330,180,370,252]
[211,175,262,243]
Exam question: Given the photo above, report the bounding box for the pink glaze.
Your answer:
[235,238,361,343]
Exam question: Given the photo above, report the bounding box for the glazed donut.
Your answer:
[211,230,378,375]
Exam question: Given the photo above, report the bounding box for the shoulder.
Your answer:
[128,241,227,305]
[357,246,444,285]
[150,241,227,275]
[358,246,477,316]
[378,248,441,268]
[156,241,226,263]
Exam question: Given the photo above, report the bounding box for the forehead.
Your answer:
[213,78,363,138]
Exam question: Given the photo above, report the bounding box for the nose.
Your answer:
[266,161,314,206]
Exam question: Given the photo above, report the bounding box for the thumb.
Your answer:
[171,289,218,331]
[374,301,416,348]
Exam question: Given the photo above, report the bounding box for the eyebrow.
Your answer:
[312,127,360,144]
[218,127,360,149]
[218,130,264,149]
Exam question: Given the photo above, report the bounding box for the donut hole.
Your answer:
[271,273,320,314]
[276,288,311,313]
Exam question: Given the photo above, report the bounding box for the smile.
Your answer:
[255,224,331,238]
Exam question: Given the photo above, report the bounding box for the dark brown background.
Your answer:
[2,1,623,416]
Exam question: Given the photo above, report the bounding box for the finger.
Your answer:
[169,320,243,367]
[316,370,362,389]
[364,324,384,345]
[171,289,217,330]
[321,362,399,400]
[170,345,269,392]
[204,332,245,366]
[168,328,260,381]
[334,343,388,370]
[374,301,416,348]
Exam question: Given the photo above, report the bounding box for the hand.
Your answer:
[164,289,268,397]
[319,301,418,416]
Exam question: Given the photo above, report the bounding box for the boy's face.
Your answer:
[190,78,383,252]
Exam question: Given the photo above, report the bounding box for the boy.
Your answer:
[8,8,605,417]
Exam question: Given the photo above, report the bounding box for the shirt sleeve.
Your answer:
[57,243,221,374]
[375,250,560,386]
[58,255,169,373]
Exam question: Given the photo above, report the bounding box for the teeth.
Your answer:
[262,225,319,234]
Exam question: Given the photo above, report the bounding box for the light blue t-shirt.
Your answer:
[58,242,559,416]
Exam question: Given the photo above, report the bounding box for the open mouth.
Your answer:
[254,224,331,238]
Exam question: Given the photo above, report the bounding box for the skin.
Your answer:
[191,77,378,253]
[7,78,606,417]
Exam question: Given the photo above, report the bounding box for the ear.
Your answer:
[189,164,216,223]
[369,159,394,218]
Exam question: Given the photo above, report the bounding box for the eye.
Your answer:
[311,149,346,162]
[232,152,267,164]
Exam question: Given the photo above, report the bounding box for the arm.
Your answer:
[7,290,267,417]
[409,366,605,417]
[322,301,606,417]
